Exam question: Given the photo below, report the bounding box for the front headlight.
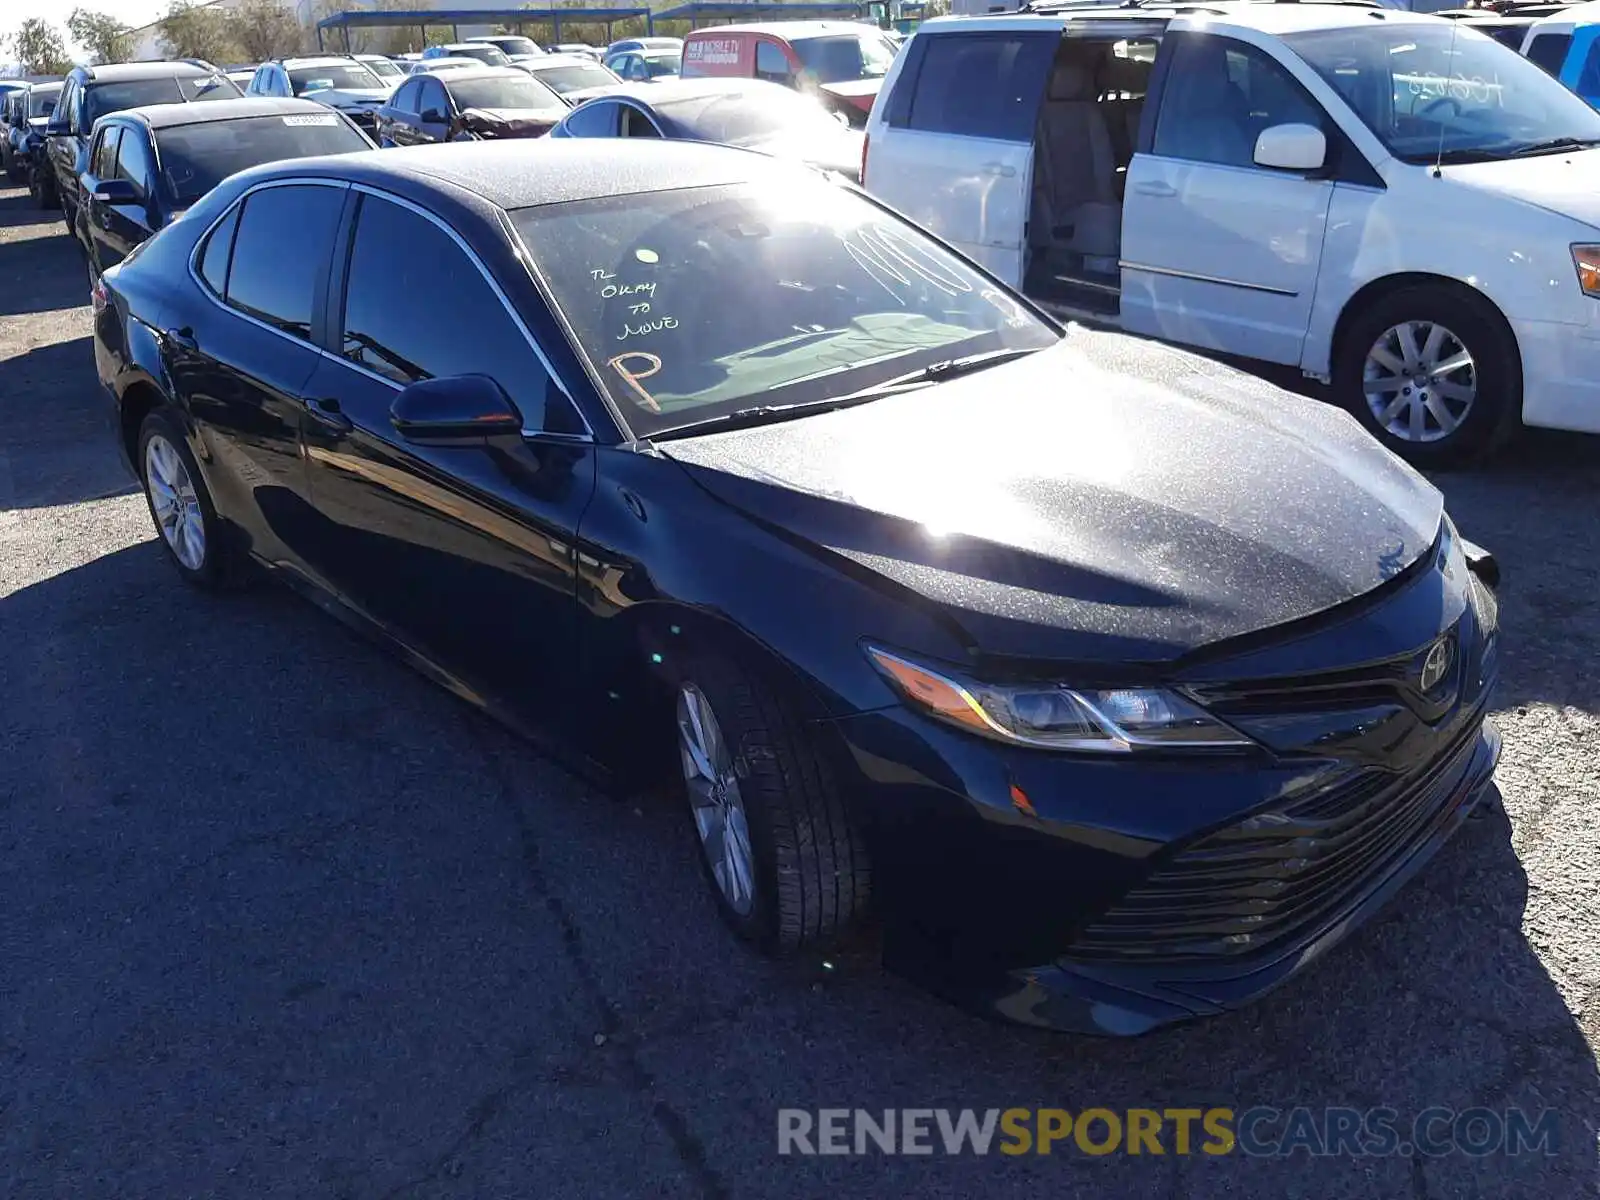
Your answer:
[1572,244,1600,298]
[864,646,1252,753]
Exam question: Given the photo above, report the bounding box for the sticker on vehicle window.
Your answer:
[282,113,339,126]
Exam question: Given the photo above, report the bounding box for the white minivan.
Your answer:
[863,3,1600,463]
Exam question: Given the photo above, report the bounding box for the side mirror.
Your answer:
[390,375,523,442]
[91,178,140,204]
[1253,122,1327,172]
[45,118,71,137]
[420,107,447,125]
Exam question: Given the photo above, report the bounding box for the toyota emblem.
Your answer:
[1420,636,1454,693]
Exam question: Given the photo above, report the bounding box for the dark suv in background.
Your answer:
[46,61,241,233]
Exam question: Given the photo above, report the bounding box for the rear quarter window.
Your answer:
[901,33,1055,141]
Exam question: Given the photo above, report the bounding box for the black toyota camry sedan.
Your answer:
[93,140,1502,1035]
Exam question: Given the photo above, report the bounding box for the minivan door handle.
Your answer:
[1132,180,1177,199]
[979,161,1017,178]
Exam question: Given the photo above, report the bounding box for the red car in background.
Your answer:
[680,21,900,125]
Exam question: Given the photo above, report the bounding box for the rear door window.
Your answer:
[223,184,345,339]
[1525,32,1573,76]
[902,33,1055,141]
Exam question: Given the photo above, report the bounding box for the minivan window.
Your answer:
[512,179,1059,436]
[224,184,345,338]
[904,33,1056,142]
[1285,24,1600,163]
[1524,31,1573,76]
[156,114,370,206]
[1154,36,1324,168]
[339,194,550,426]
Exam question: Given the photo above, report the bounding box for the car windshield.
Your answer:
[363,58,403,79]
[452,45,511,66]
[156,113,370,205]
[289,64,382,93]
[793,33,898,83]
[512,180,1059,437]
[643,54,682,76]
[529,62,618,93]
[1283,24,1600,163]
[655,86,845,145]
[30,88,59,117]
[448,75,564,111]
[484,37,539,56]
[86,75,236,126]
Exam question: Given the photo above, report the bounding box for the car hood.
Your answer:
[1441,146,1600,227]
[741,127,864,180]
[307,87,390,108]
[659,331,1442,664]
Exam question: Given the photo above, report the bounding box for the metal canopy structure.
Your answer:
[315,7,654,50]
[652,1,866,22]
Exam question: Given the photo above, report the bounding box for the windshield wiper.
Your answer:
[1503,137,1600,158]
[645,347,1043,441]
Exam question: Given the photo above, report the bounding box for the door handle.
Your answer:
[307,396,353,432]
[162,326,197,351]
[979,161,1017,178]
[1132,180,1177,199]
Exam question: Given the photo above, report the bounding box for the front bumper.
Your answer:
[1511,315,1600,434]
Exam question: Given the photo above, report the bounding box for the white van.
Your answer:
[863,3,1600,463]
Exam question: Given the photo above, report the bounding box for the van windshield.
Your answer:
[1284,23,1600,163]
[793,32,898,83]
[513,178,1058,437]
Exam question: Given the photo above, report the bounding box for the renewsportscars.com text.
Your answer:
[776,1107,1560,1157]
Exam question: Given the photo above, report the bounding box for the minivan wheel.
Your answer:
[137,409,248,590]
[1334,286,1520,467]
[674,655,870,953]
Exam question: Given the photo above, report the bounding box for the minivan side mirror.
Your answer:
[1253,123,1327,173]
[91,178,140,204]
[390,374,523,441]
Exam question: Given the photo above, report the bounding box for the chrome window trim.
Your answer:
[1117,260,1300,298]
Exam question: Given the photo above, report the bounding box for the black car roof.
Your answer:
[248,138,797,210]
[109,96,344,130]
[80,61,221,83]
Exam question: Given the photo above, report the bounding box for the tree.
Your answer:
[7,18,72,76]
[67,8,132,65]
[229,0,304,61]
[158,0,238,65]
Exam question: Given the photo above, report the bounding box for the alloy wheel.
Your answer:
[677,682,756,915]
[1361,320,1477,444]
[144,433,207,571]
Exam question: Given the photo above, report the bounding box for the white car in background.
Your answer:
[864,4,1600,463]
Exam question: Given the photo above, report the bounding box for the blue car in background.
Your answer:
[1520,2,1600,105]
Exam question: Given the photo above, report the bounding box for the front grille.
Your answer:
[1066,723,1482,963]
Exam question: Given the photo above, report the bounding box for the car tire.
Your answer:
[673,652,870,954]
[136,408,249,591]
[1333,285,1520,468]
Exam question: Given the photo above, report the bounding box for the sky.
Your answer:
[2,0,173,59]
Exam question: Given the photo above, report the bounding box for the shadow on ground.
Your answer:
[0,539,1593,1198]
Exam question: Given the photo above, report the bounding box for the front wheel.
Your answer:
[674,654,870,954]
[1333,285,1520,468]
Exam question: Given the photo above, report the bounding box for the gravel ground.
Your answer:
[2,181,1598,1199]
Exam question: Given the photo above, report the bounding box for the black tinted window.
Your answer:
[562,98,620,136]
[1526,32,1572,76]
[156,114,369,205]
[340,194,549,427]
[390,78,419,111]
[226,185,344,338]
[114,127,153,189]
[419,78,448,116]
[198,203,240,294]
[92,126,121,177]
[904,34,1054,140]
